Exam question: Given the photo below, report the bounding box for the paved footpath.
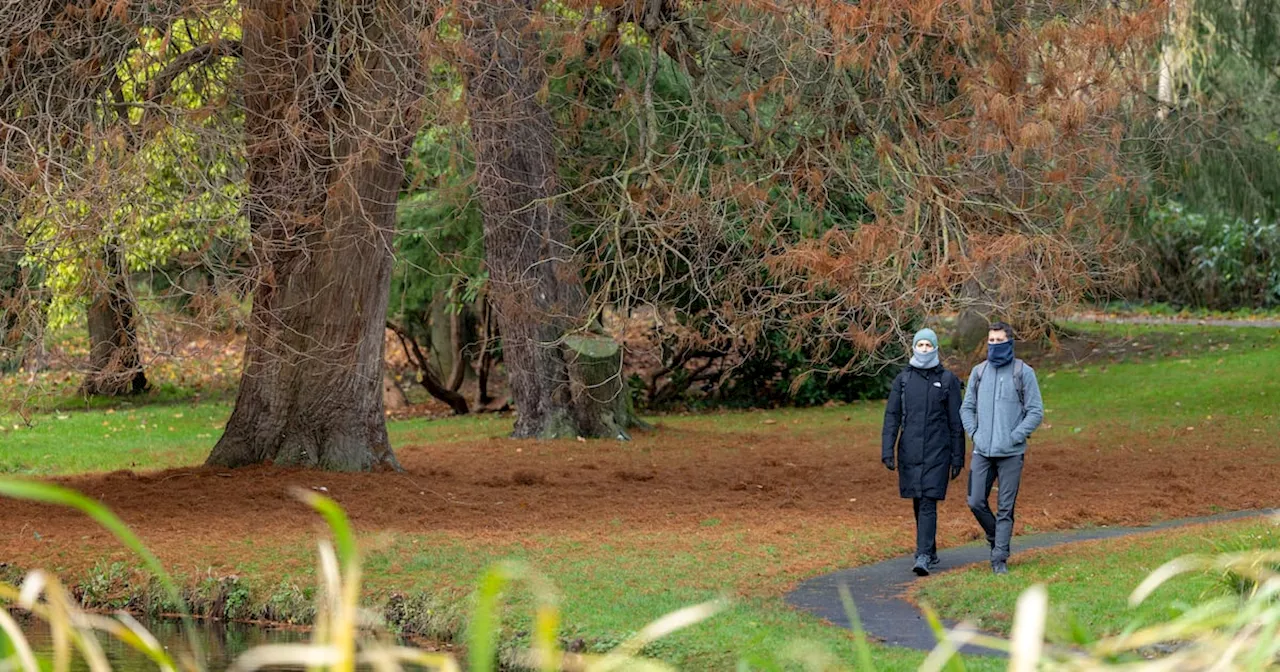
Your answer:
[785,509,1278,656]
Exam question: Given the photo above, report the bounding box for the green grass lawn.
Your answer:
[1044,322,1280,425]
[0,406,519,475]
[1093,301,1280,321]
[64,525,1000,671]
[914,518,1280,641]
[3,322,1278,670]
[6,322,1277,476]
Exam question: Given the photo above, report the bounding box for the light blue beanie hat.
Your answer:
[912,328,939,350]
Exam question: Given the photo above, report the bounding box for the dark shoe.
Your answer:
[992,559,1009,575]
[927,555,940,572]
[913,555,932,576]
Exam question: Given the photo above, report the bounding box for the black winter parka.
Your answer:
[881,365,965,499]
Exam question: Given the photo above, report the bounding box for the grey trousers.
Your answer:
[912,497,938,560]
[967,453,1025,562]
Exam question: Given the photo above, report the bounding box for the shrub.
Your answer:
[1139,202,1280,310]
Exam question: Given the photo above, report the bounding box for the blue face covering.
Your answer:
[987,340,1015,367]
[909,346,940,369]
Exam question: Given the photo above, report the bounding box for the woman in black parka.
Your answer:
[881,327,965,576]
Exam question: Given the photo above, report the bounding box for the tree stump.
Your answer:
[562,334,645,441]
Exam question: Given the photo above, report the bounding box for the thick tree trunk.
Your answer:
[954,276,999,356]
[206,0,425,470]
[1,223,25,370]
[462,0,638,439]
[81,244,147,396]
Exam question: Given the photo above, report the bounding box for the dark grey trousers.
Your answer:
[912,497,938,560]
[967,453,1025,562]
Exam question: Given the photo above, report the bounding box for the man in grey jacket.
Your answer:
[960,321,1044,575]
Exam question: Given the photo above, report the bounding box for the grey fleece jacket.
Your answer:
[960,360,1044,457]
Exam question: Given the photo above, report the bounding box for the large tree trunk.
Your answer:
[461,0,639,439]
[954,273,997,356]
[206,0,426,470]
[81,243,148,396]
[1,221,25,371]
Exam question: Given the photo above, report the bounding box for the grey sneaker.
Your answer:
[913,554,932,576]
[992,559,1009,575]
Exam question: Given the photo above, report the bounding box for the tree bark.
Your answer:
[563,335,644,439]
[1,223,25,371]
[461,0,638,439]
[206,0,426,470]
[81,243,148,396]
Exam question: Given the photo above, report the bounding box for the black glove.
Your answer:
[950,464,963,481]
[883,457,896,471]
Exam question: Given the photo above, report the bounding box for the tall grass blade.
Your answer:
[292,490,360,672]
[836,582,876,672]
[1008,584,1047,672]
[0,609,41,672]
[467,561,563,672]
[918,602,966,672]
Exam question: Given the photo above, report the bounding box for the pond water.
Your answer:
[12,612,311,670]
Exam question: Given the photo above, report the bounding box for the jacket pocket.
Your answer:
[972,430,989,454]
